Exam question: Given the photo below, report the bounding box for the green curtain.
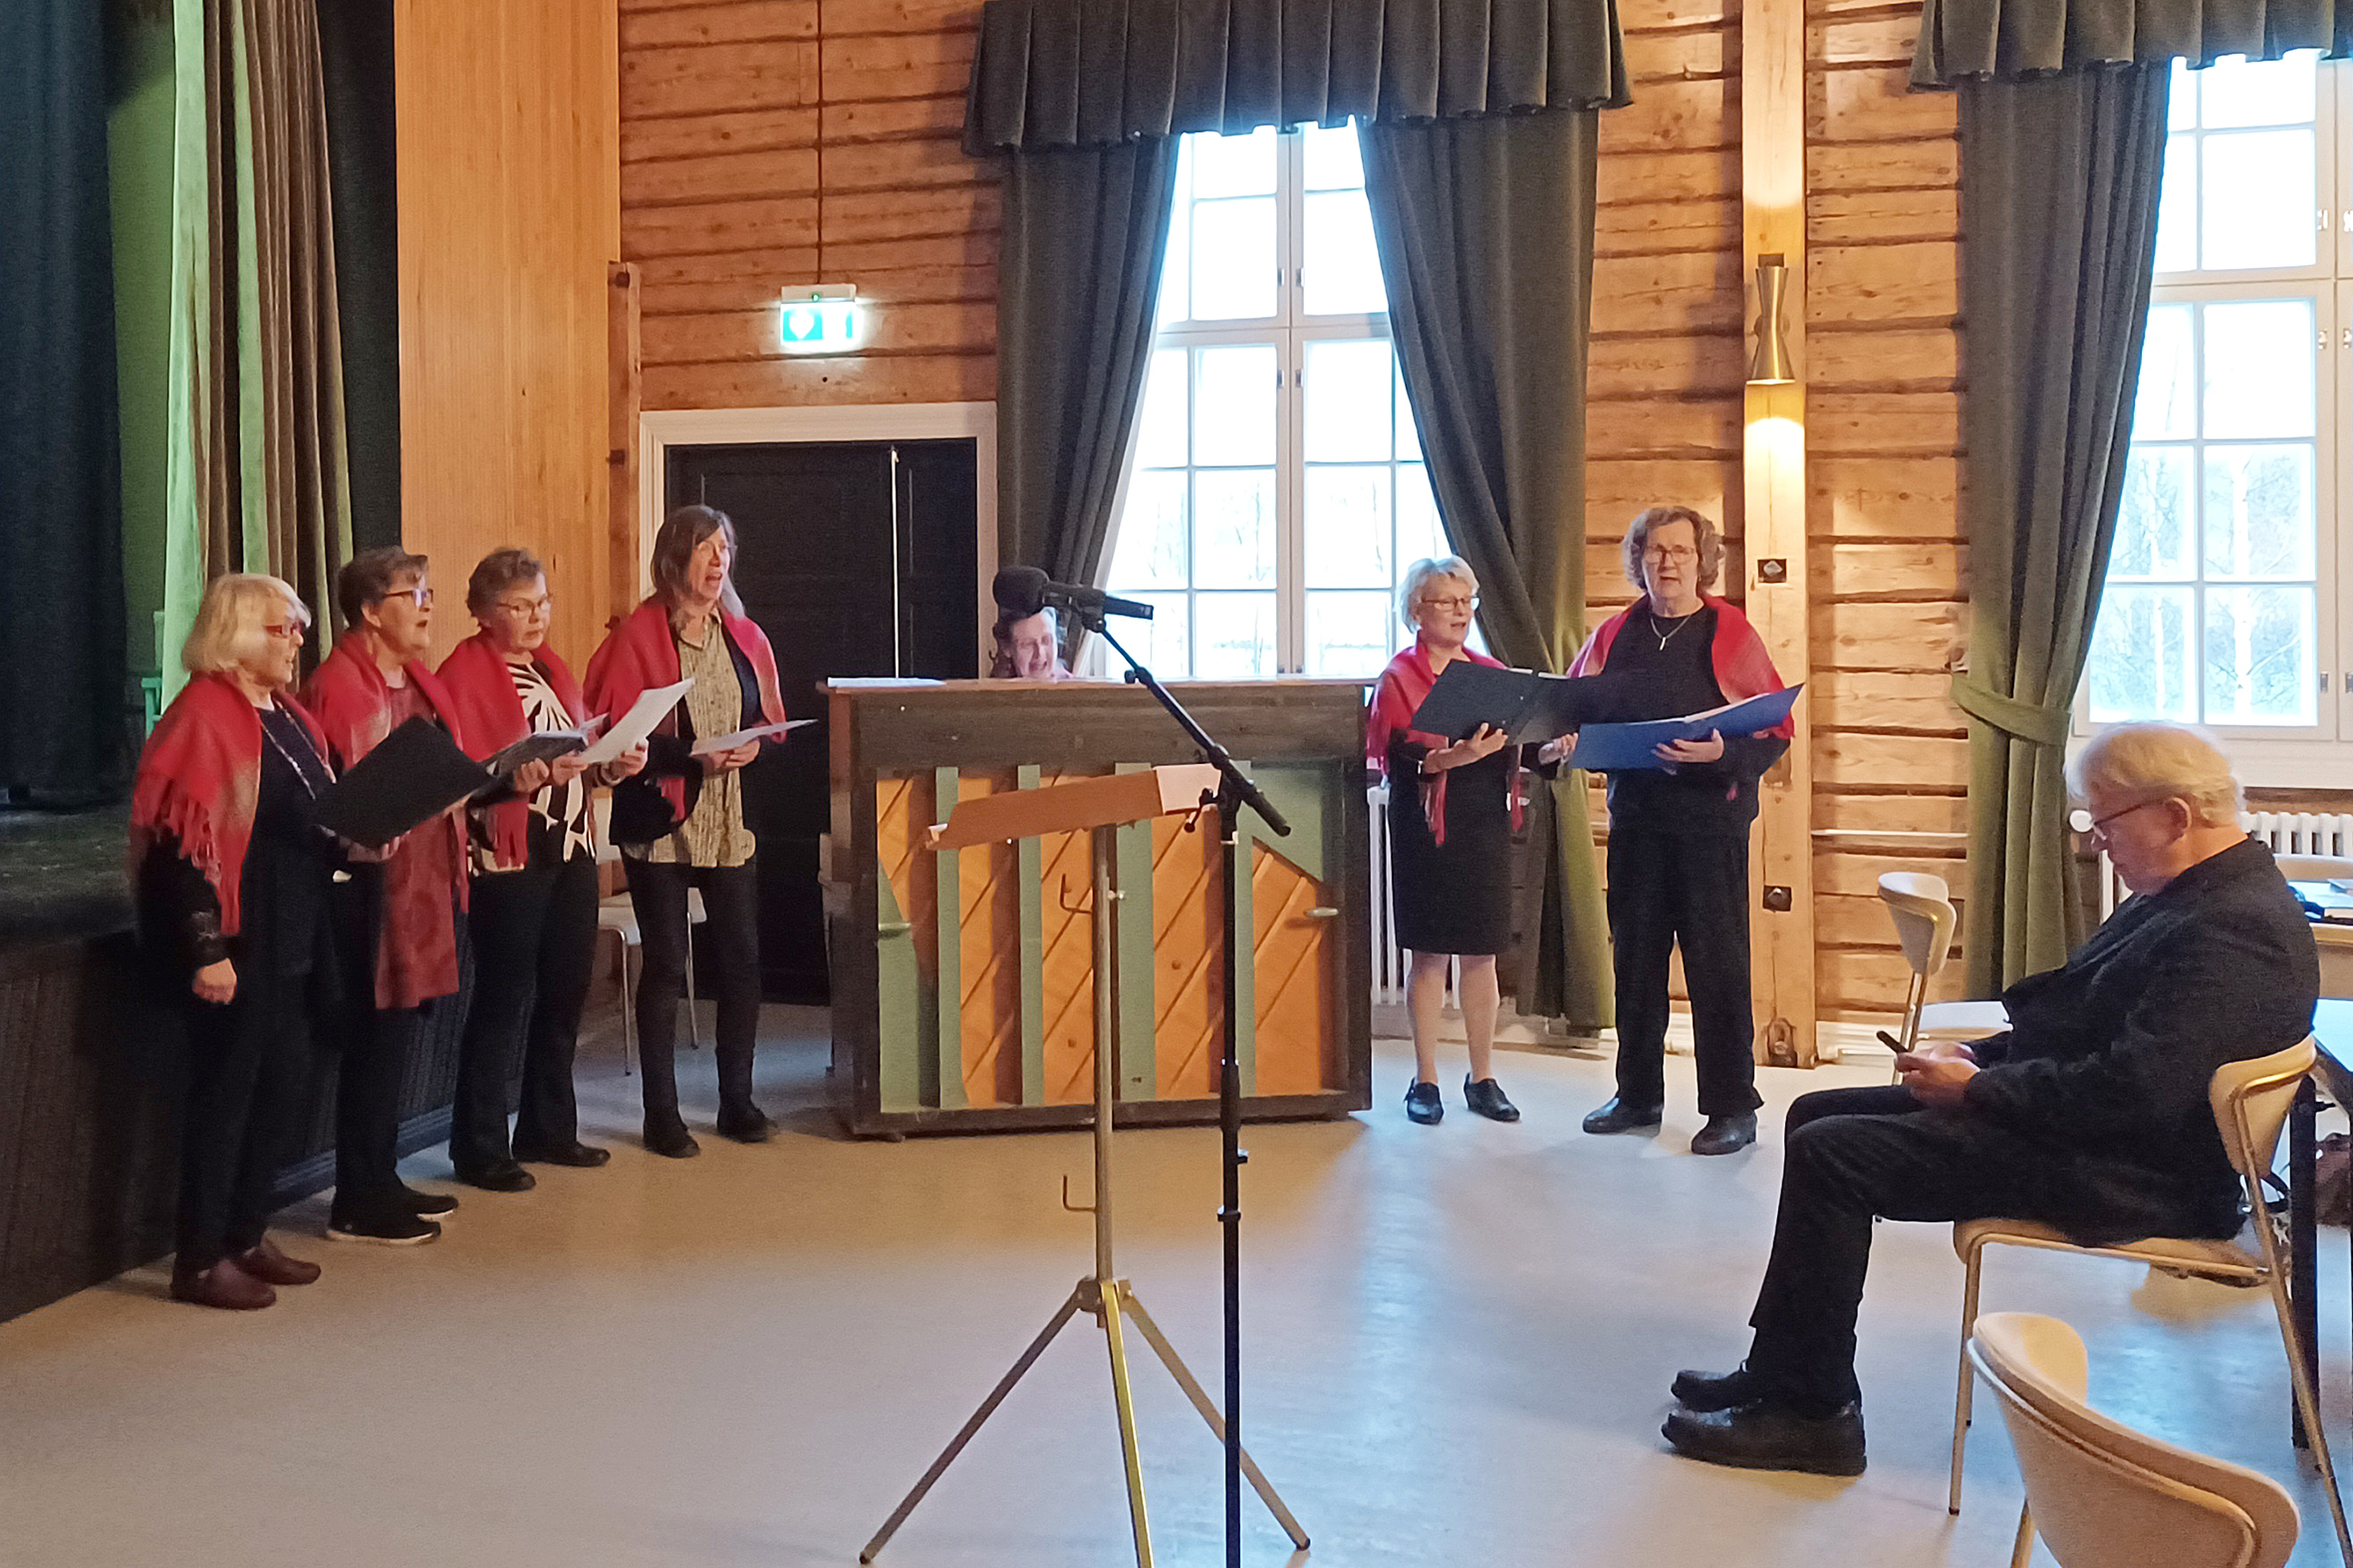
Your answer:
[1914,0,2352,86]
[0,0,128,802]
[965,0,1629,153]
[1361,110,1611,1028]
[994,140,1180,594]
[1951,64,2170,992]
[162,0,352,693]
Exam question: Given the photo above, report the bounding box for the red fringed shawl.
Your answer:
[437,632,586,873]
[1565,594,1791,738]
[583,599,787,824]
[130,673,330,939]
[1366,641,1517,847]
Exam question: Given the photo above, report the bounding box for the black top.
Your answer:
[1965,837,2321,1244]
[140,703,338,991]
[1594,606,1786,835]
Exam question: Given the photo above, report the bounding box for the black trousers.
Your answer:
[621,856,761,1126]
[450,849,599,1170]
[176,981,314,1270]
[336,1001,424,1223]
[1606,827,1760,1117]
[1743,1086,2054,1409]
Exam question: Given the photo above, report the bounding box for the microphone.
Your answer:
[992,565,1155,624]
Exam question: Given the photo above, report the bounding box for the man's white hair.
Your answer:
[2066,722,2242,829]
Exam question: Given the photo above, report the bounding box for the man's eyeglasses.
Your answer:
[2068,798,2169,838]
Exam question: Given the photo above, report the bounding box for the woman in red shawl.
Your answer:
[1566,506,1790,1157]
[131,575,339,1309]
[585,505,787,1158]
[301,547,469,1244]
[437,548,647,1190]
[1367,557,1528,1127]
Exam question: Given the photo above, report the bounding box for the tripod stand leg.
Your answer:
[860,1290,1088,1564]
[1118,1285,1311,1550]
[1100,1284,1155,1568]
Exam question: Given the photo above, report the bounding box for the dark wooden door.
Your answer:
[664,438,978,1002]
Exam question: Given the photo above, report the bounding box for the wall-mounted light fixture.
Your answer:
[1746,253,1796,387]
[779,283,863,356]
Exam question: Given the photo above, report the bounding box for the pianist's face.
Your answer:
[1004,612,1059,678]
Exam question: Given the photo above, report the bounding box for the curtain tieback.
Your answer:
[1949,675,2070,748]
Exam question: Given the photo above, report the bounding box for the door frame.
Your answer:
[638,401,997,663]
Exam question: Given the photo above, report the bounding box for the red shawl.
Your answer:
[1366,640,1517,847]
[1566,594,1792,740]
[437,632,585,873]
[130,673,330,939]
[583,598,787,823]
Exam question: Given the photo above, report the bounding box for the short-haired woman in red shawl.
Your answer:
[1567,506,1790,1157]
[131,575,339,1309]
[437,549,647,1191]
[585,505,787,1159]
[1366,557,1528,1127]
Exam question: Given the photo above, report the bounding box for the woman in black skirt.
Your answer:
[1366,558,1525,1126]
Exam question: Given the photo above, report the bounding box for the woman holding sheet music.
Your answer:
[585,505,789,1158]
[1564,507,1791,1157]
[1367,556,1526,1127]
[439,549,649,1190]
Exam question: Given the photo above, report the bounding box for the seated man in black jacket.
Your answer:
[1664,722,2320,1476]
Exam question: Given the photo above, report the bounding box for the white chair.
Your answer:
[1877,872,2009,1077]
[1947,1036,2350,1568]
[1969,1311,2300,1568]
[590,795,708,1070]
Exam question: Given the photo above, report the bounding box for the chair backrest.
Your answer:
[2278,854,2353,885]
[2209,1036,2318,1181]
[1970,1312,2299,1568]
[1877,871,1958,979]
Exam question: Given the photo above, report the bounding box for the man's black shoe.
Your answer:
[453,1160,536,1193]
[1404,1081,1442,1125]
[1462,1076,1520,1123]
[512,1139,612,1168]
[1692,1112,1758,1156]
[1670,1364,1760,1413]
[1662,1399,1867,1477]
[716,1104,773,1144]
[1582,1097,1663,1135]
[399,1185,460,1219]
[644,1119,701,1159]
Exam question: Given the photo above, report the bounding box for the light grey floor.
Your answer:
[1,1014,2345,1567]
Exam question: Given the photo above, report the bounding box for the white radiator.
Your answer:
[2099,811,2353,916]
[1369,783,1409,1006]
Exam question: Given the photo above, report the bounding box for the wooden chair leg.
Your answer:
[2008,1502,2034,1568]
[1952,1244,1983,1515]
[2261,1266,2353,1568]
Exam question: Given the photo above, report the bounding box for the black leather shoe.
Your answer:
[716,1104,772,1144]
[511,1139,612,1168]
[1582,1097,1663,1135]
[1404,1081,1442,1125]
[644,1119,701,1159]
[327,1211,442,1246]
[399,1185,460,1219]
[1462,1076,1520,1123]
[1692,1113,1758,1157]
[1663,1400,1867,1477]
[1672,1364,1760,1413]
[452,1160,536,1193]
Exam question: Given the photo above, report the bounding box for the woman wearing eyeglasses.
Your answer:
[1566,506,1791,1156]
[1367,556,1527,1126]
[438,549,649,1191]
[132,575,341,1308]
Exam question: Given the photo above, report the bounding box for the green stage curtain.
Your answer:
[1361,109,1611,1027]
[162,0,352,692]
[1914,0,2352,86]
[965,0,1629,153]
[0,0,129,802]
[1950,64,2170,992]
[994,139,1180,595]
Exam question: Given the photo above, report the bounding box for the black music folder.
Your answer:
[1407,663,1624,744]
[314,718,503,848]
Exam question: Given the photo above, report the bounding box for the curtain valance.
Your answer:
[1914,0,2353,87]
[964,0,1629,154]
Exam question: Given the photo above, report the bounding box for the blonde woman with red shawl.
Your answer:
[1567,506,1790,1157]
[132,575,339,1309]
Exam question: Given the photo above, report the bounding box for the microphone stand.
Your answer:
[1085,610,1295,1568]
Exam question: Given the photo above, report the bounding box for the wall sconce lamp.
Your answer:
[1746,253,1796,387]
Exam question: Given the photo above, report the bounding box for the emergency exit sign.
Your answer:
[778,286,862,355]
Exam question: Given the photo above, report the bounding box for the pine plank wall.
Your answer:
[607,0,2338,1031]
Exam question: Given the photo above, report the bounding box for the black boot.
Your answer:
[1692,1113,1758,1156]
[1582,1096,1663,1135]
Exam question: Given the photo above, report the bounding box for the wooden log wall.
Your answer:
[395,0,623,665]
[619,0,999,410]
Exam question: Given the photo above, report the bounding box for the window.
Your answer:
[1100,124,1461,680]
[2087,54,2351,783]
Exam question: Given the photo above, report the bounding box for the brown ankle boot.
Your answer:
[234,1236,321,1286]
[169,1255,276,1311]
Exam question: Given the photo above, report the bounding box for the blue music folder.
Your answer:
[1570,685,1802,773]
